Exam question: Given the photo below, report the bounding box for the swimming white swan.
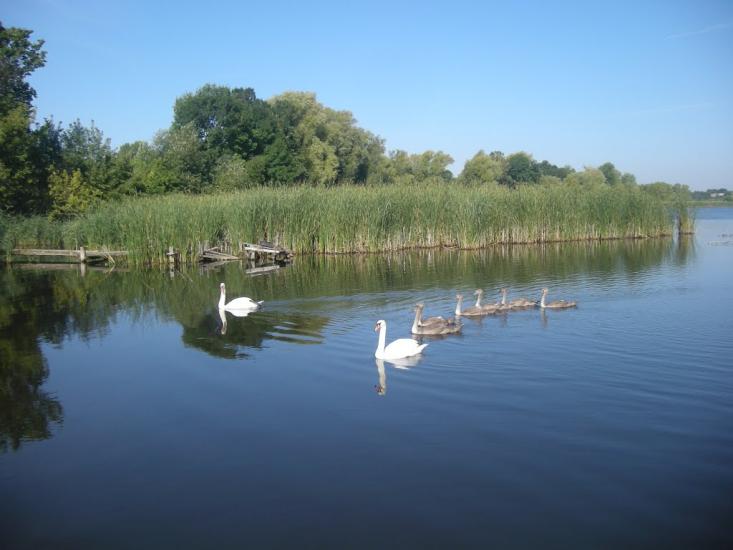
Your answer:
[218,282,262,312]
[540,287,577,309]
[374,320,427,360]
[411,303,462,335]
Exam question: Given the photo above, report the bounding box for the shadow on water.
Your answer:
[0,235,692,450]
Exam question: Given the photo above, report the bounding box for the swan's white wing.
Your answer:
[383,338,427,359]
[225,297,261,310]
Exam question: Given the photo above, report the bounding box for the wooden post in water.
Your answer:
[79,246,86,263]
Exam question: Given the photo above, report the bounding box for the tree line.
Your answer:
[1,23,691,219]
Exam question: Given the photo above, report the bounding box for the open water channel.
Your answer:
[1,209,732,548]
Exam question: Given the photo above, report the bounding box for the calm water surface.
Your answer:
[2,209,732,548]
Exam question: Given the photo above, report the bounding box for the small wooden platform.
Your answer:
[200,242,292,263]
[200,248,240,262]
[10,247,128,263]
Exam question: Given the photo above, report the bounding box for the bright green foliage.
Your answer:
[538,175,563,186]
[459,150,505,184]
[536,160,574,179]
[0,23,56,215]
[0,22,697,229]
[3,184,675,264]
[212,155,250,191]
[147,124,211,193]
[411,151,454,182]
[60,120,114,193]
[0,106,35,212]
[109,141,159,195]
[48,168,100,219]
[640,181,691,202]
[0,23,46,116]
[640,182,694,234]
[503,152,540,186]
[173,85,275,161]
[269,91,384,183]
[565,167,607,188]
[599,162,622,186]
[382,149,454,184]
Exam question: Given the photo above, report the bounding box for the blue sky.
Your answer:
[4,0,732,189]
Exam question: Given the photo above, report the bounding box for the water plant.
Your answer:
[2,183,678,266]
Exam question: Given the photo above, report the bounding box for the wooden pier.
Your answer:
[8,241,292,266]
[10,247,128,264]
[199,241,292,264]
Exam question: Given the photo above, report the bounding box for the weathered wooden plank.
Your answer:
[200,249,239,261]
[11,248,80,257]
[87,250,128,257]
[11,248,128,258]
[243,244,288,255]
[12,263,128,272]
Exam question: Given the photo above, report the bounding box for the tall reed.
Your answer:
[2,183,677,265]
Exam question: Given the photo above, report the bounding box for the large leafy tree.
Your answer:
[459,150,505,184]
[501,151,540,186]
[536,159,574,179]
[0,23,58,214]
[173,84,276,161]
[269,92,384,184]
[0,23,45,116]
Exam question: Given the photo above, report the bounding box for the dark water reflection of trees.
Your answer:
[0,236,694,451]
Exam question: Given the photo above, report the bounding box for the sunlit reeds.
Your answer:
[2,183,677,265]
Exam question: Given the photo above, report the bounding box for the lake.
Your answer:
[2,208,732,548]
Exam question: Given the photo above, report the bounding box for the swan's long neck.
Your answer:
[455,296,462,316]
[376,324,387,355]
[218,288,226,309]
[501,290,507,305]
[540,291,547,308]
[475,292,482,307]
[412,308,422,332]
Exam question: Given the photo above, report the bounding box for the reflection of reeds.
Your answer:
[2,184,674,266]
[676,204,696,235]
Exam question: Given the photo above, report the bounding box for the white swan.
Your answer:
[374,320,427,360]
[218,282,262,312]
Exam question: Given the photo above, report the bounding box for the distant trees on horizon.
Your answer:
[1,23,698,219]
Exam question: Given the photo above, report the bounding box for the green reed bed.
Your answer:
[2,183,676,265]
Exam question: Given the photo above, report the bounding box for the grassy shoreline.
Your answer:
[1,184,682,265]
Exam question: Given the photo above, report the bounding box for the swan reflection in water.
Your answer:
[217,307,252,335]
[374,355,423,396]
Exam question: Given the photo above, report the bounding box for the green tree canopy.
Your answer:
[0,22,46,116]
[459,150,504,184]
[173,84,276,161]
[0,23,54,214]
[502,151,539,186]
